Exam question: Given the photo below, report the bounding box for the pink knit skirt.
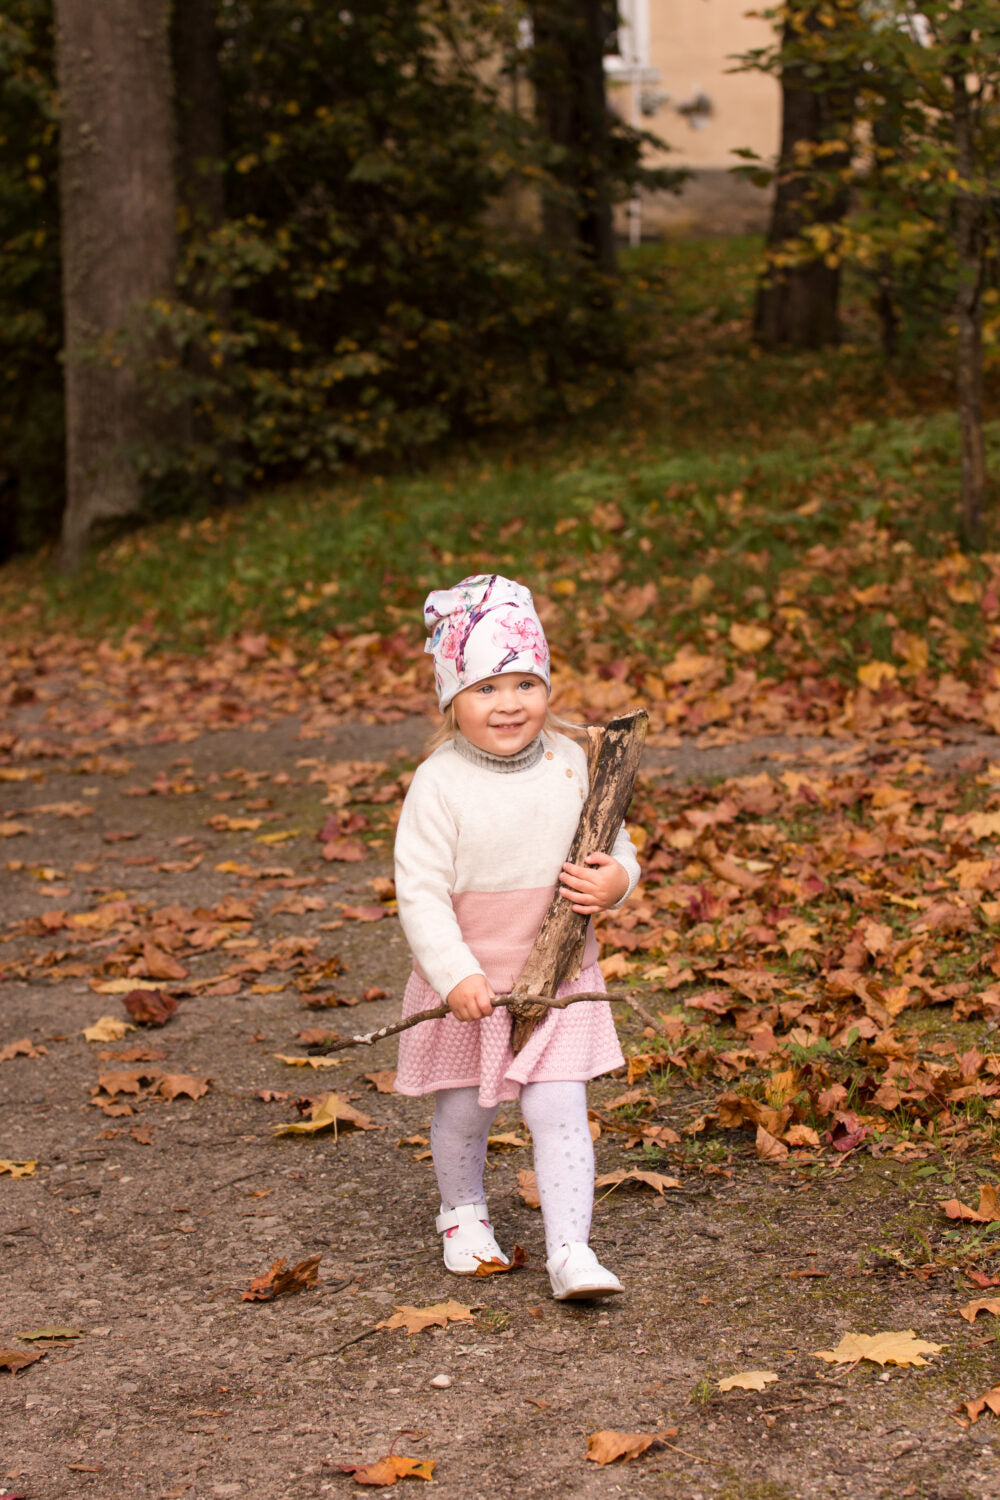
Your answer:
[394,962,624,1110]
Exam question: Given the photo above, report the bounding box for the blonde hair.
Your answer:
[424,705,583,757]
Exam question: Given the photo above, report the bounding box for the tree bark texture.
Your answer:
[753,5,855,350]
[509,710,648,1052]
[950,40,986,550]
[56,0,178,568]
[527,0,616,270]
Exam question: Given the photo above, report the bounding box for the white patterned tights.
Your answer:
[431,1081,594,1257]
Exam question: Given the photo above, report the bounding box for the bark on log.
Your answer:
[508,709,647,1052]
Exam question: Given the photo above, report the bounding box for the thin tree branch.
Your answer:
[320,990,632,1052]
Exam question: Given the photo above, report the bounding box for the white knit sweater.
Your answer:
[394,731,640,1002]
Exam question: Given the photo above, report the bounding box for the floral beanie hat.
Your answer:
[423,574,551,710]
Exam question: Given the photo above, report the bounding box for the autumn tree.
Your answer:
[55,0,179,568]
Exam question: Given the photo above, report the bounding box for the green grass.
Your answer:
[3,234,999,666]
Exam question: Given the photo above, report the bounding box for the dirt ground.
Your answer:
[4,712,1000,1500]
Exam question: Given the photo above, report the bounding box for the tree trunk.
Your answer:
[950,39,986,550]
[754,4,855,350]
[527,0,616,270]
[55,0,178,569]
[509,710,648,1052]
[172,0,225,234]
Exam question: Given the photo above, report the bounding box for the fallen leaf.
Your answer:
[364,1070,397,1093]
[339,1455,435,1485]
[857,660,897,689]
[585,1430,659,1466]
[273,1091,378,1136]
[487,1132,529,1150]
[137,943,188,981]
[0,821,31,838]
[96,1068,158,1097]
[940,1185,1000,1224]
[241,1254,322,1302]
[320,838,366,862]
[340,904,388,922]
[0,1038,46,1061]
[156,1074,211,1101]
[122,989,178,1027]
[813,1329,941,1368]
[16,1326,85,1342]
[517,1168,540,1208]
[958,1298,1000,1323]
[83,1016,137,1043]
[0,1160,37,1178]
[595,1167,682,1196]
[90,978,164,996]
[718,1370,778,1392]
[0,1348,44,1373]
[755,1125,790,1163]
[376,1300,475,1335]
[962,1385,1000,1423]
[729,622,773,654]
[472,1245,528,1277]
[273,1053,343,1069]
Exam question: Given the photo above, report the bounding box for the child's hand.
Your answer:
[559,852,629,915]
[446,973,495,1022]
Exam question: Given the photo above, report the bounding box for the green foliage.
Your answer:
[132,0,647,506]
[10,235,1000,656]
[0,0,62,557]
[735,1,1000,352]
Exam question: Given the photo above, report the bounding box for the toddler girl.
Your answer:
[394,574,640,1299]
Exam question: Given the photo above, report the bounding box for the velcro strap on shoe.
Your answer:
[435,1201,489,1235]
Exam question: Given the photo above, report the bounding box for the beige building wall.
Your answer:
[608,0,780,235]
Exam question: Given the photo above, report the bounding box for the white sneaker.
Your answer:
[546,1242,623,1300]
[435,1202,509,1275]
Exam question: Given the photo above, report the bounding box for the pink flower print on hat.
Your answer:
[423,574,551,709]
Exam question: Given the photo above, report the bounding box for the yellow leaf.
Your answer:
[16,1326,85,1341]
[376,1300,474,1335]
[966,813,1000,841]
[273,1054,343,1069]
[595,1167,682,1196]
[813,1330,942,1367]
[89,979,163,996]
[487,1132,529,1150]
[728,622,772,654]
[273,1091,378,1136]
[585,1430,659,1465]
[256,829,300,845]
[83,1016,137,1043]
[857,661,897,690]
[0,1160,37,1178]
[958,1298,1000,1324]
[552,578,577,596]
[940,1184,1000,1223]
[688,573,713,606]
[718,1370,778,1392]
[340,1453,436,1484]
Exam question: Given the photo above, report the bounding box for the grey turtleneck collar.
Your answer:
[452,732,544,773]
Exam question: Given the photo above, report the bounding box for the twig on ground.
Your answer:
[623,994,669,1037]
[325,1326,382,1357]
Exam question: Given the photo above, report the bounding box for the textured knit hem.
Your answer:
[394,961,623,1111]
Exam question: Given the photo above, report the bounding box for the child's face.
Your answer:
[453,672,548,757]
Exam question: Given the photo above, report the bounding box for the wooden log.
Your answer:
[508,709,648,1052]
